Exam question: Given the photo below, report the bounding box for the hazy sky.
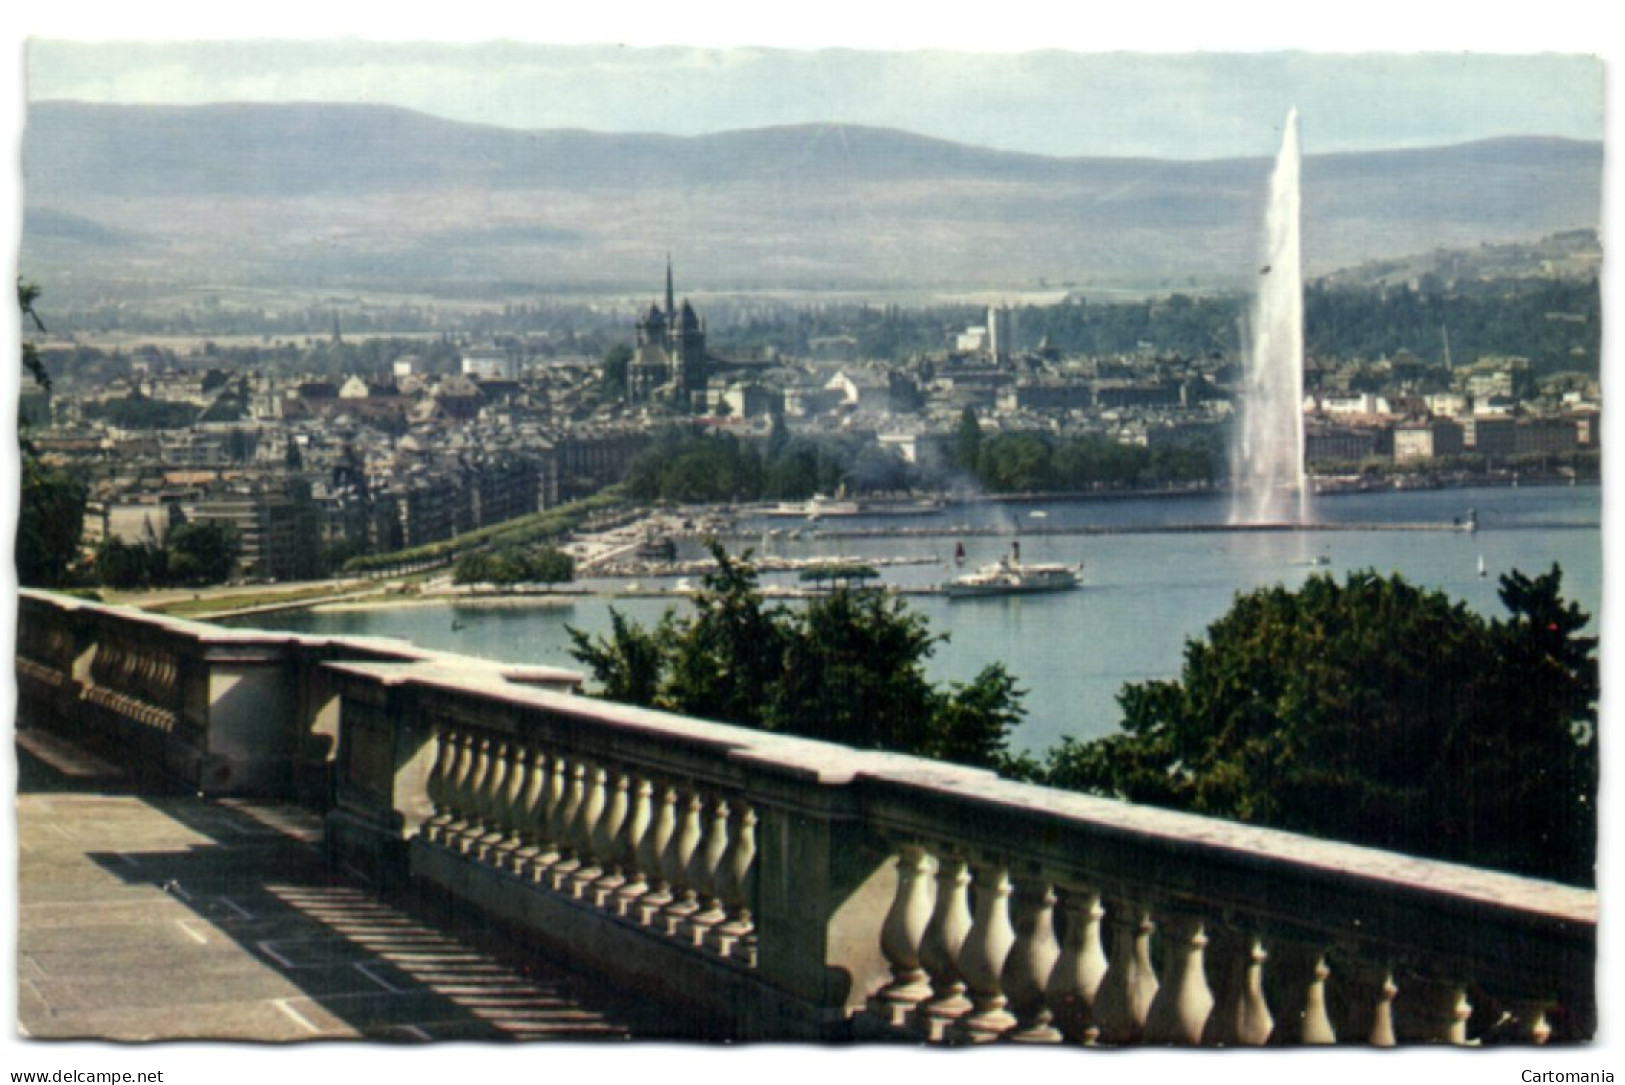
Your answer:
[22,40,1603,161]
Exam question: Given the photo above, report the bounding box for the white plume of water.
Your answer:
[1230,107,1311,525]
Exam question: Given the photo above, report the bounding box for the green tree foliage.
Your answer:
[566,544,1025,771]
[93,537,168,589]
[165,521,241,586]
[600,343,633,399]
[80,392,201,429]
[454,546,575,586]
[17,282,88,588]
[964,431,1218,494]
[953,407,983,472]
[17,462,87,587]
[624,429,913,504]
[1045,566,1597,885]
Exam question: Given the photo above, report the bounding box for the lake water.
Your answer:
[233,485,1602,757]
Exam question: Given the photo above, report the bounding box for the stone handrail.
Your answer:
[315,660,1596,1045]
[15,588,581,797]
[14,589,1597,1044]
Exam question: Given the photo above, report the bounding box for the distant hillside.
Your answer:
[20,100,1603,304]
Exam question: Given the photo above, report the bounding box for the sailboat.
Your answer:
[1477,554,1487,578]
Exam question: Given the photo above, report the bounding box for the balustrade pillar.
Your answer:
[521,750,567,880]
[1143,914,1215,1045]
[709,802,758,963]
[546,758,586,890]
[1004,878,1062,1043]
[660,788,705,936]
[634,784,679,925]
[1203,929,1273,1047]
[589,767,632,906]
[1045,886,1107,1045]
[491,743,535,870]
[1268,944,1338,1044]
[508,747,551,874]
[953,860,1018,1042]
[1093,900,1158,1045]
[611,777,656,917]
[442,734,477,844]
[914,852,974,1041]
[683,796,732,945]
[472,738,515,860]
[567,762,609,898]
[869,843,937,1028]
[455,733,497,853]
[1401,979,1477,1045]
[1501,999,1554,1045]
[422,727,460,845]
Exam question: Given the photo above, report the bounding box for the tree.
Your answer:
[1045,567,1597,885]
[566,543,1026,770]
[166,521,241,585]
[567,609,677,707]
[17,282,88,587]
[600,343,633,399]
[94,536,167,589]
[953,406,983,473]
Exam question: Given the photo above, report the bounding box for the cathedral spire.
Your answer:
[665,255,675,318]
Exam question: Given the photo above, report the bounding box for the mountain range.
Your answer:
[20,101,1604,304]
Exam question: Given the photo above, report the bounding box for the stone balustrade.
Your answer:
[15,588,580,798]
[14,588,1597,1044]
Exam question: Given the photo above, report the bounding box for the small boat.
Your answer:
[944,545,1081,598]
[1478,554,1488,578]
[765,495,862,520]
[634,534,678,561]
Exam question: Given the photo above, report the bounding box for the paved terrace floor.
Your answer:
[14,726,651,1043]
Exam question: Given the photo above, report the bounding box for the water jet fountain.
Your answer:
[1230,107,1311,525]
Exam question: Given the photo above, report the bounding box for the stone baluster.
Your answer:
[1499,999,1554,1045]
[710,801,758,964]
[545,757,586,891]
[519,749,565,880]
[659,787,705,936]
[492,743,537,870]
[1004,877,1063,1043]
[1203,928,1274,1047]
[914,851,974,1041]
[682,795,732,946]
[588,766,631,906]
[611,776,656,917]
[1144,913,1215,1045]
[507,747,550,874]
[1267,943,1338,1044]
[456,732,498,853]
[422,726,460,845]
[869,842,937,1028]
[634,783,680,925]
[1338,961,1399,1047]
[1399,978,1477,1045]
[1092,899,1158,1045]
[952,858,1018,1042]
[472,738,515,860]
[567,761,609,898]
[1045,885,1108,1045]
[440,728,479,844]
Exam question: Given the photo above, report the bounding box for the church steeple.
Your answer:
[665,254,675,319]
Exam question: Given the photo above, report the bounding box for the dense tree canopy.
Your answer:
[164,521,241,586]
[567,545,1026,771]
[454,545,575,587]
[18,282,88,587]
[1042,566,1597,885]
